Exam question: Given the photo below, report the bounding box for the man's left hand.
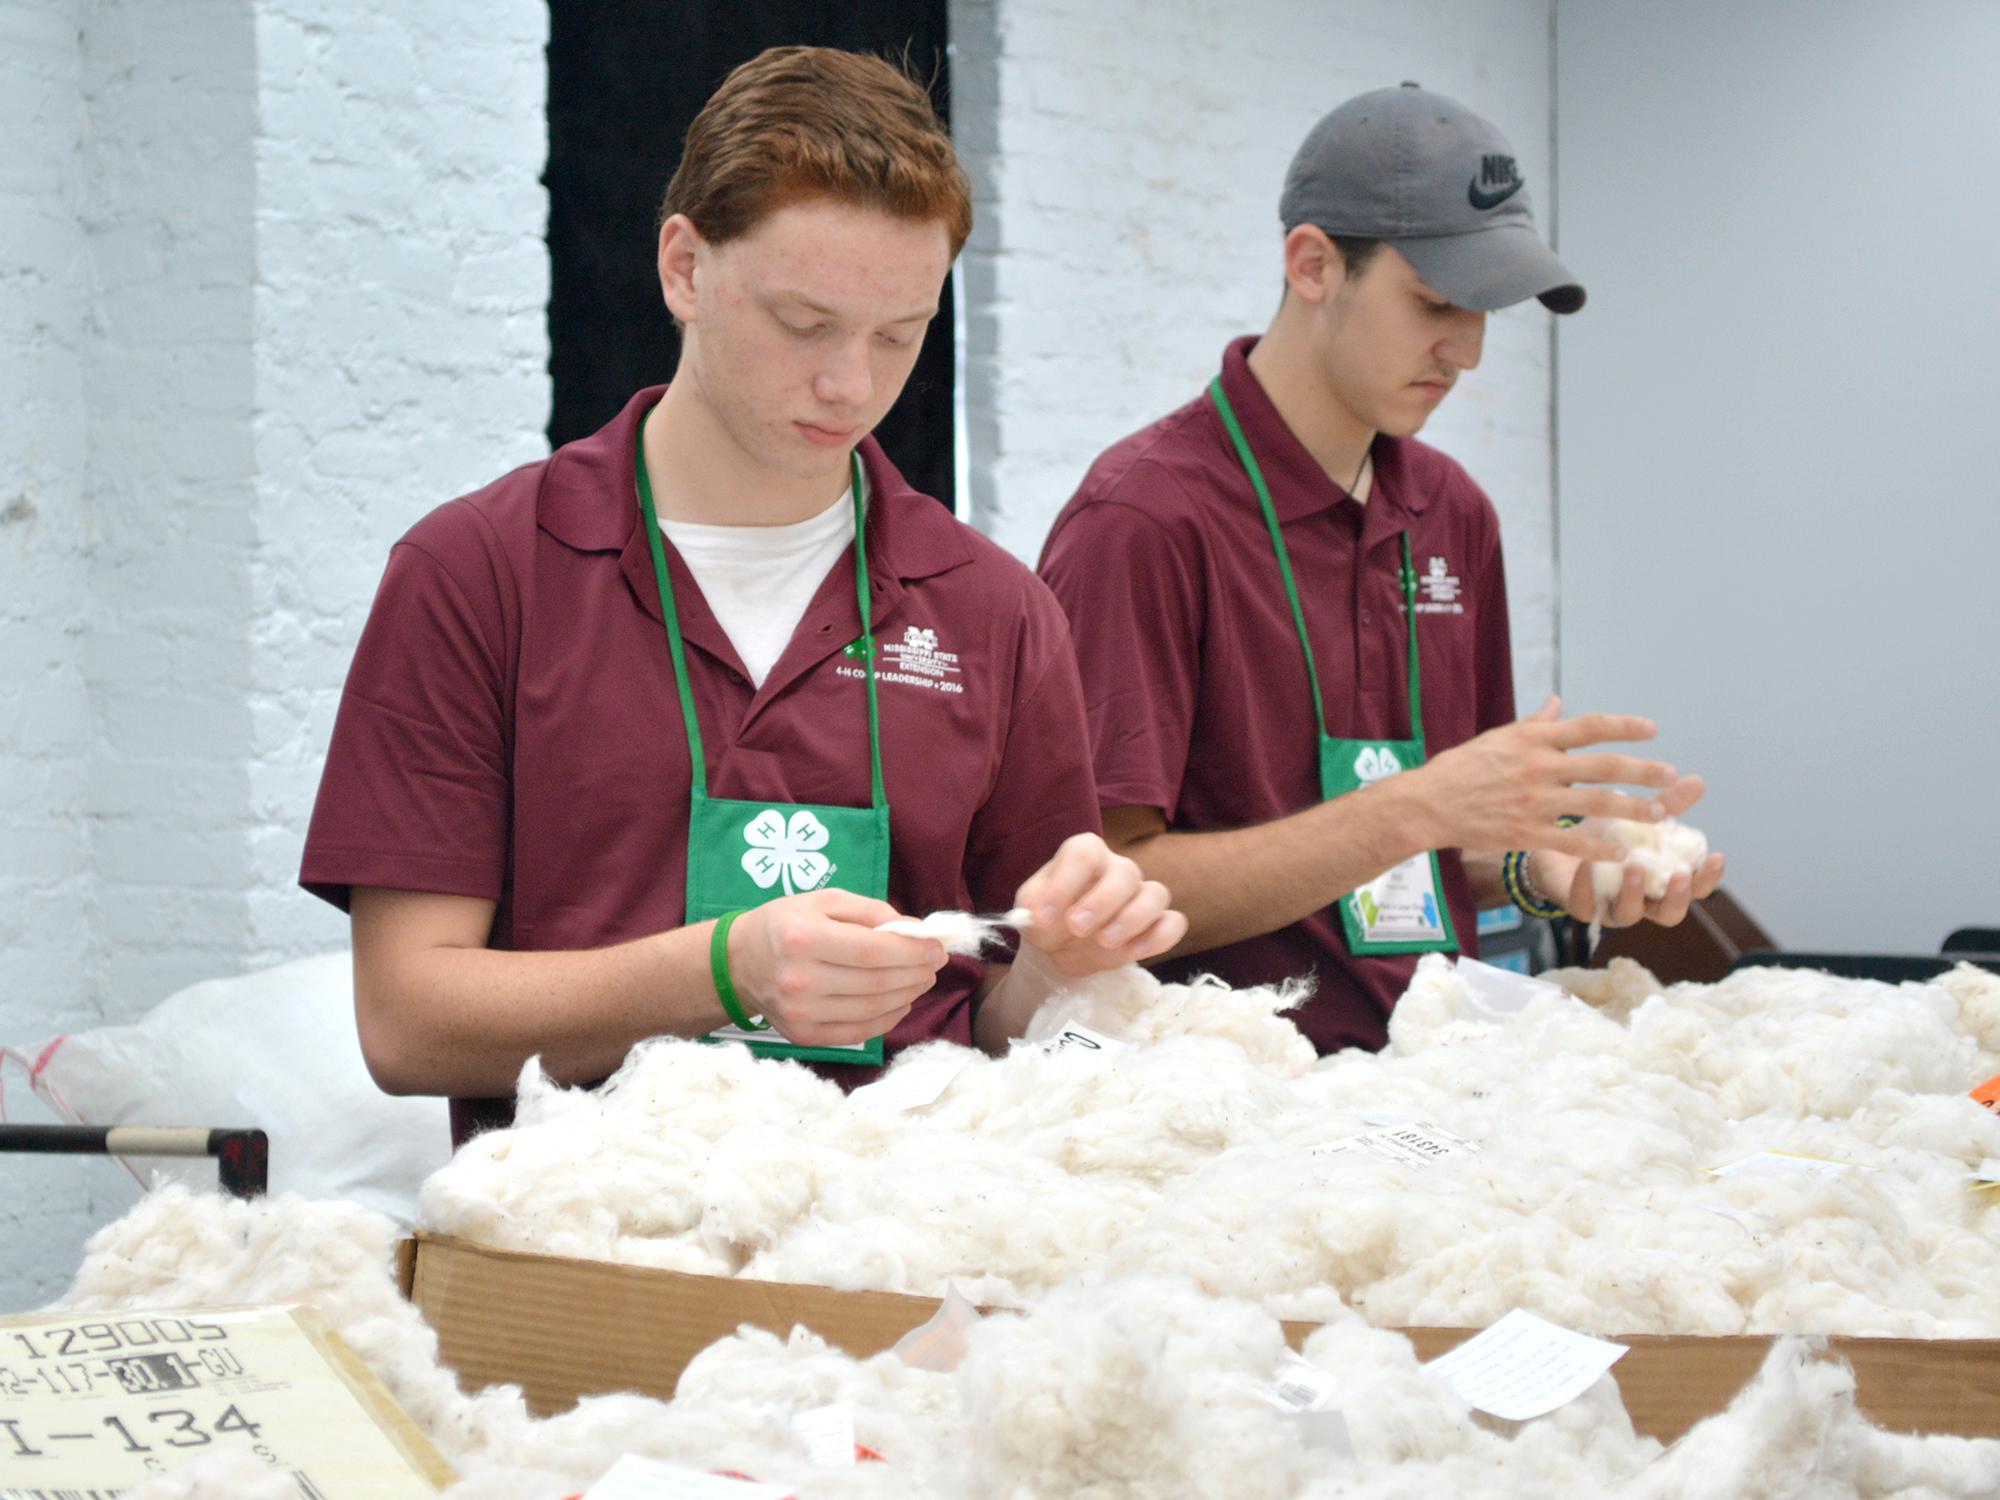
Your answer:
[1014,832,1187,978]
[1526,777,1726,928]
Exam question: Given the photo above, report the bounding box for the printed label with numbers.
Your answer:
[0,1305,452,1498]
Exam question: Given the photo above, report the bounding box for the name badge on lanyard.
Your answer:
[1208,376,1458,958]
[637,434,895,1065]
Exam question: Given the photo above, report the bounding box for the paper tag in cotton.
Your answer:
[1454,957,1574,1022]
[1036,1024,1129,1061]
[1423,1309,1627,1422]
[1709,1149,1853,1181]
[586,1454,792,1498]
[892,1284,984,1373]
[1313,1120,1480,1167]
[790,1401,856,1467]
[1254,1353,1354,1458]
[848,1049,971,1113]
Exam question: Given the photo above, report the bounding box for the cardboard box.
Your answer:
[404,1232,2000,1443]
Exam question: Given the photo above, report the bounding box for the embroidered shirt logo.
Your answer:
[1416,555,1465,616]
[1354,746,1404,784]
[741,808,833,895]
[841,623,966,696]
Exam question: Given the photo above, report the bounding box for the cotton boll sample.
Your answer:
[875,909,1015,955]
[1616,1338,2000,1500]
[1590,817,1709,905]
[954,1277,1311,1500]
[414,954,2000,1342]
[57,1187,534,1466]
[48,1189,2000,1500]
[1024,964,1319,1077]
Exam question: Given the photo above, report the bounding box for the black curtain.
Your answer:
[546,2,956,508]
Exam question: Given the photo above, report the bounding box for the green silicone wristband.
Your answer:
[709,909,767,1031]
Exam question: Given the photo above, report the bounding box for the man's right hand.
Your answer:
[724,889,950,1048]
[1412,695,1687,863]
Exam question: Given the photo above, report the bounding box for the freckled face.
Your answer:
[1314,244,1487,438]
[668,198,952,482]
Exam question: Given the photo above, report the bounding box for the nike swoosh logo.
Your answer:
[1468,177,1523,211]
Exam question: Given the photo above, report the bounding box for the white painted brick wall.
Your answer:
[951,0,1560,707]
[1,0,91,1036]
[0,0,105,1314]
[0,0,548,1311]
[80,0,260,1024]
[245,0,550,965]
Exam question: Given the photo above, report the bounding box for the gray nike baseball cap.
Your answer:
[1279,81,1585,314]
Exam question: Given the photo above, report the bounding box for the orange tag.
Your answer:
[1972,1074,2000,1111]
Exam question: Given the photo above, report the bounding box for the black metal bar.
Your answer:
[0,1123,270,1198]
[0,1124,116,1154]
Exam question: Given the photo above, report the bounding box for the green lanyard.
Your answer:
[634,430,896,1063]
[635,443,888,814]
[1208,377,1425,745]
[1209,375,1457,955]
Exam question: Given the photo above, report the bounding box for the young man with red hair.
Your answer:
[303,48,1181,1142]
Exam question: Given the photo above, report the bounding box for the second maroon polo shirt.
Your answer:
[302,387,1099,1141]
[1039,335,1517,1054]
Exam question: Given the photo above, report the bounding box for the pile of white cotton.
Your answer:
[57,1190,2000,1500]
[419,956,2000,1335]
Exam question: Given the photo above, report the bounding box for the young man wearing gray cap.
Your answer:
[1039,84,1725,1052]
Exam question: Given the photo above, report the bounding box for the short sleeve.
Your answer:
[1038,482,1205,817]
[962,589,1104,915]
[300,525,514,911]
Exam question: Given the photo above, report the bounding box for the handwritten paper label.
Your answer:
[0,1305,450,1497]
[1423,1309,1628,1421]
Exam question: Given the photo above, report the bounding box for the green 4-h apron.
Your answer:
[1208,377,1459,956]
[636,435,892,1064]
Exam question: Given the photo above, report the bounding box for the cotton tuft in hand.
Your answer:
[1591,817,1709,906]
[874,910,1022,956]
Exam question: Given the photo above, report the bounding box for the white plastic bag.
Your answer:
[2,952,450,1222]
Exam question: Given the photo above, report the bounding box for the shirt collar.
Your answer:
[538,385,976,618]
[1214,335,1429,522]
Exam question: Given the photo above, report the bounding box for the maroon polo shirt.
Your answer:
[303,386,1099,1140]
[1039,335,1516,1054]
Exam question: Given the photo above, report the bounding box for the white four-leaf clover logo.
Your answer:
[741,808,833,895]
[1353,746,1403,784]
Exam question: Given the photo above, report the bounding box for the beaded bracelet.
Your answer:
[709,909,768,1031]
[1502,849,1566,919]
[1501,815,1585,920]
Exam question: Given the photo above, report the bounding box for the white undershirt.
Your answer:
[659,489,856,688]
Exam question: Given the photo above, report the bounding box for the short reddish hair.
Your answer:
[661,46,973,257]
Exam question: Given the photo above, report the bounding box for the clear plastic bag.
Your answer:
[1,951,450,1221]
